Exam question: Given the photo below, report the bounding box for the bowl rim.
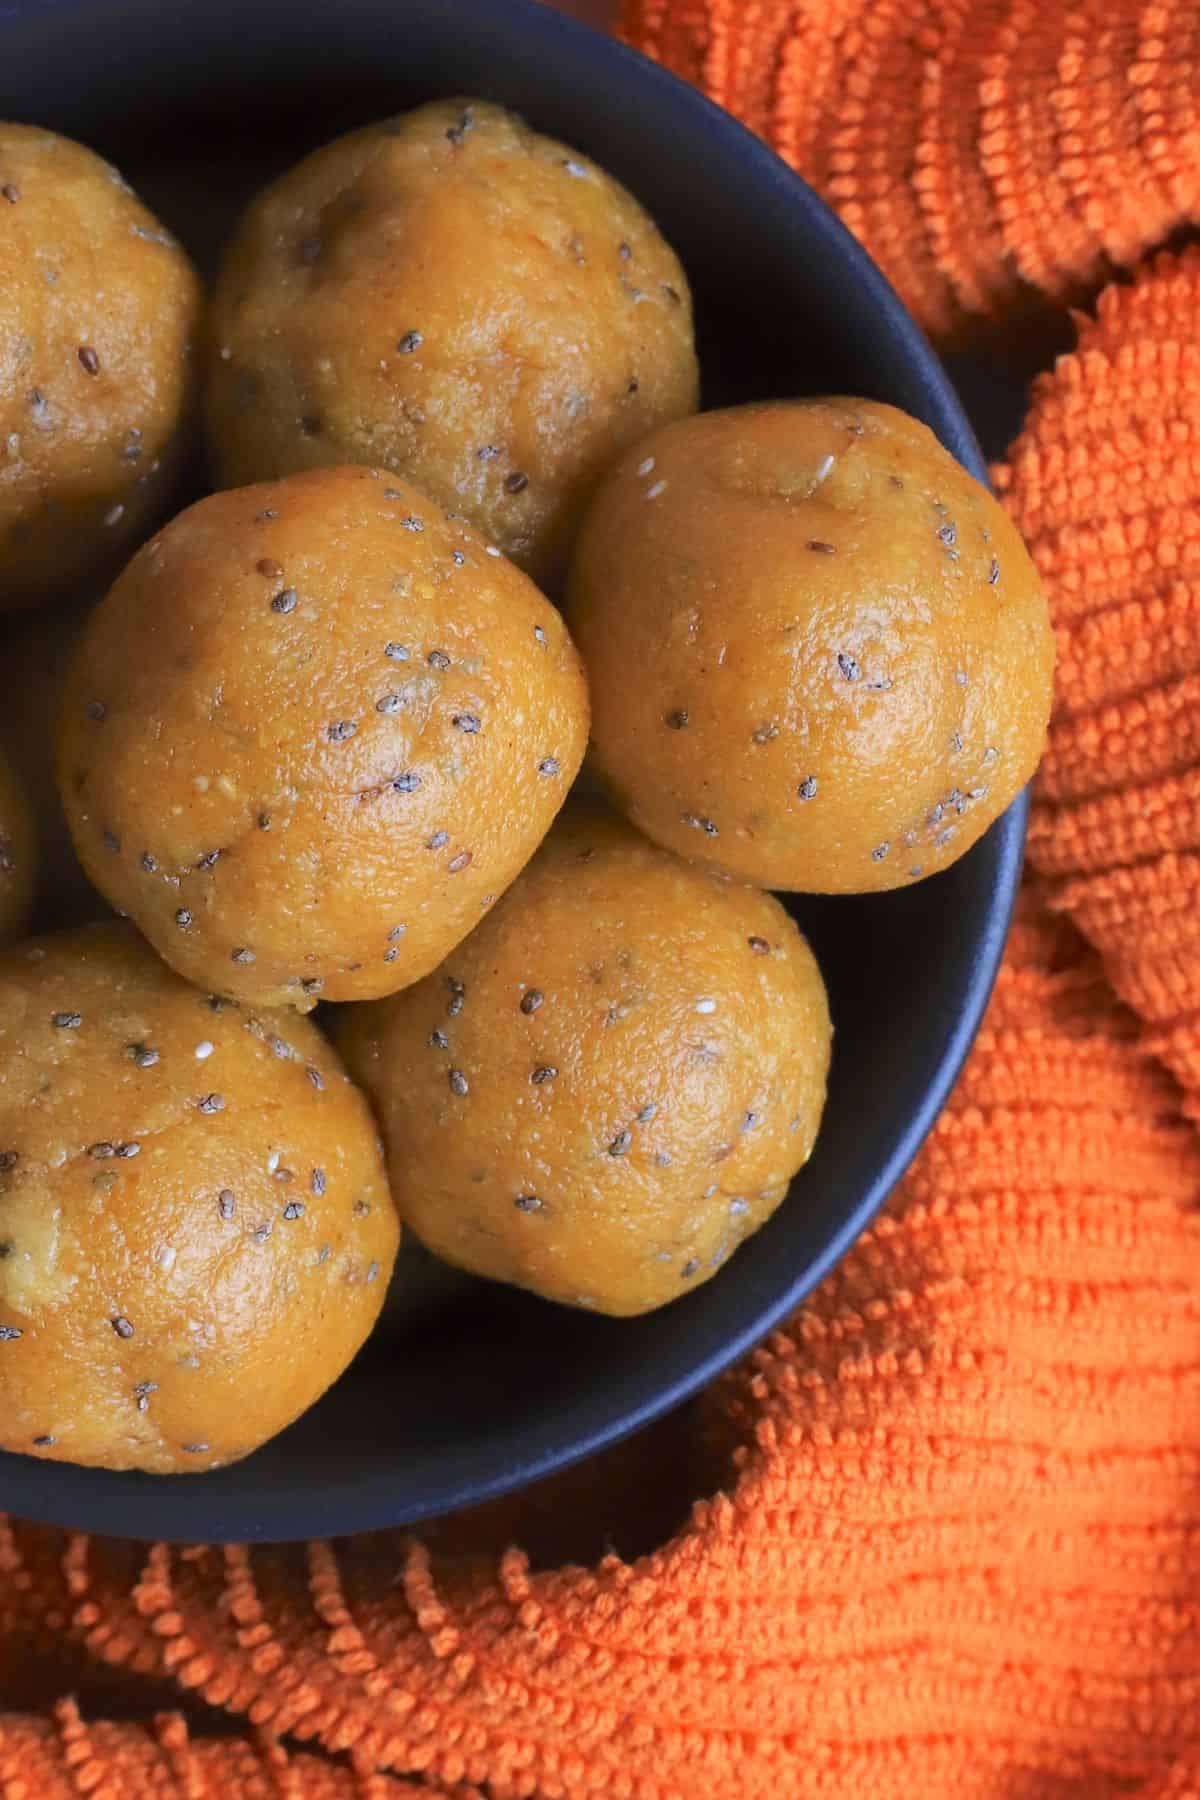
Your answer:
[0,0,1025,1541]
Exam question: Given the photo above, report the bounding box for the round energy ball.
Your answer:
[0,922,398,1473]
[57,465,589,1010]
[567,399,1055,893]
[0,125,202,609]
[205,98,698,590]
[338,809,832,1317]
[0,743,35,944]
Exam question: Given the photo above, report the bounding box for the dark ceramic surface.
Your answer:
[0,0,1024,1541]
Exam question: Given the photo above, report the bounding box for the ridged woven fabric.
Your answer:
[5,2,1200,1793]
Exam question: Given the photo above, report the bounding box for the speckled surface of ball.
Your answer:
[0,922,398,1474]
[338,809,831,1317]
[57,465,589,1010]
[567,400,1055,892]
[0,125,201,609]
[205,99,698,590]
[0,743,35,944]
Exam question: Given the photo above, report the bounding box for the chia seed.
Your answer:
[451,551,466,566]
[385,642,410,661]
[376,693,403,714]
[534,626,547,646]
[271,588,297,614]
[427,830,449,850]
[448,1068,469,1096]
[258,813,271,830]
[116,1141,140,1158]
[175,908,192,928]
[0,1326,21,1341]
[872,842,890,861]
[730,1198,750,1217]
[428,1029,448,1049]
[531,1065,557,1084]
[232,948,255,965]
[367,1261,380,1283]
[130,1044,159,1068]
[515,1194,542,1212]
[401,515,424,532]
[538,756,560,778]
[307,1067,325,1091]
[32,1434,54,1444]
[665,709,689,729]
[86,700,106,722]
[520,989,543,1014]
[393,773,422,793]
[636,1103,658,1123]
[197,850,221,870]
[747,937,770,955]
[427,650,451,671]
[453,712,481,733]
[938,523,957,546]
[77,346,101,376]
[389,924,406,940]
[397,330,423,354]
[504,471,529,494]
[282,1200,305,1220]
[797,776,818,801]
[807,540,836,554]
[446,993,464,1017]
[447,850,472,873]
[989,557,1000,585]
[219,1190,236,1220]
[327,720,357,742]
[197,1093,225,1114]
[111,1315,134,1338]
[681,812,719,836]
[253,1223,272,1244]
[837,652,860,681]
[609,1130,632,1157]
[301,978,323,996]
[52,1012,82,1029]
[182,1443,210,1455]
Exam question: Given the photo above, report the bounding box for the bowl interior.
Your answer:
[0,0,1022,1541]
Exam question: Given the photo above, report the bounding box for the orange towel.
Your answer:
[5,3,1200,1794]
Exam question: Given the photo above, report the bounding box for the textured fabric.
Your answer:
[6,2,1200,1794]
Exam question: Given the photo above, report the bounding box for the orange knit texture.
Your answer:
[6,2,1200,1794]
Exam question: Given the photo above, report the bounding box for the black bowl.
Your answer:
[0,0,1023,1541]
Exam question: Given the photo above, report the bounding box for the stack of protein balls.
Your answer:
[0,102,1054,1474]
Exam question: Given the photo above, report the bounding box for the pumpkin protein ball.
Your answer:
[57,464,589,1010]
[0,124,202,609]
[337,809,832,1317]
[205,98,699,590]
[0,922,398,1474]
[567,399,1055,893]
